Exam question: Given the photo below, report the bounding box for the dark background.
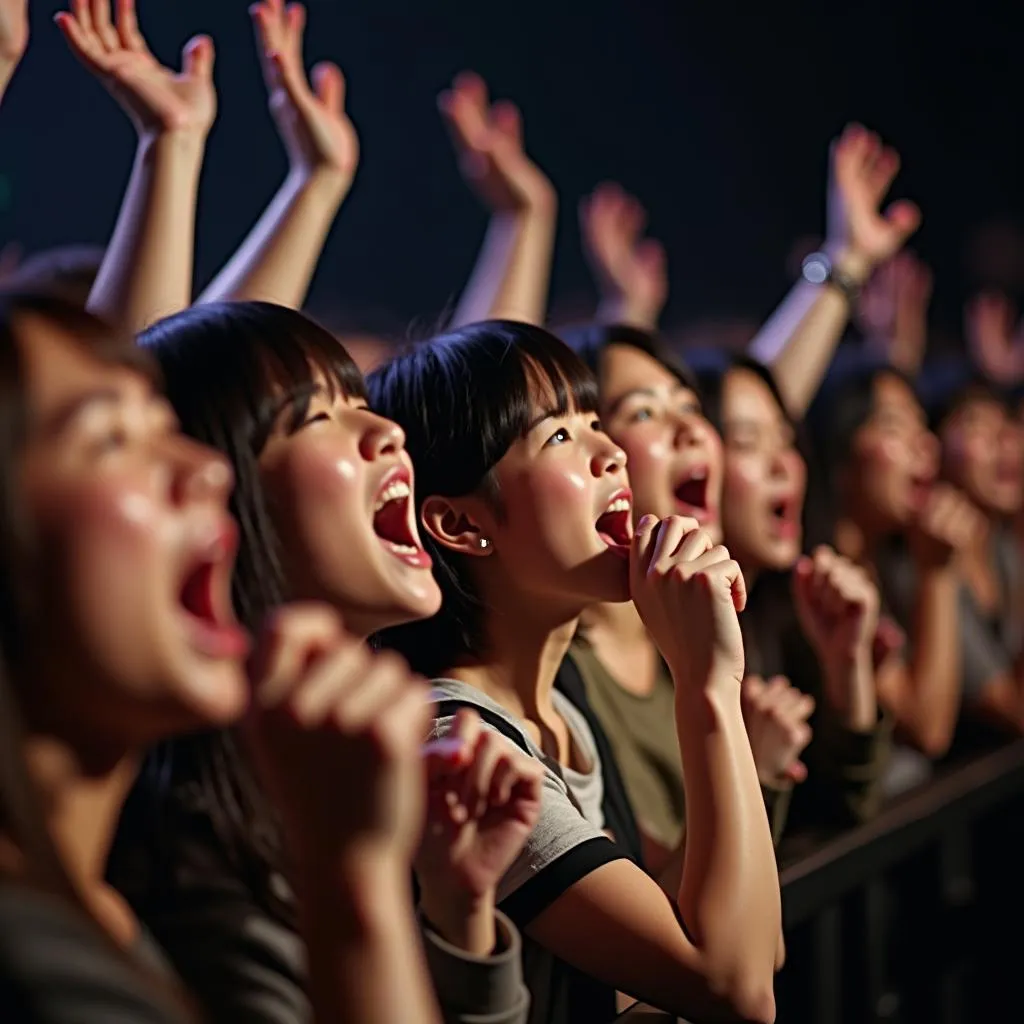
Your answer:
[0,1,1020,341]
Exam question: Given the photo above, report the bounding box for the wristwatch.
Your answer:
[801,251,862,304]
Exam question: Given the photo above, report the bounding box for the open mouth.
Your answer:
[178,523,249,659]
[674,466,711,521]
[372,471,432,569]
[595,490,633,557]
[768,494,800,539]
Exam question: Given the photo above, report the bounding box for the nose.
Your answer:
[360,412,406,462]
[592,433,627,477]
[916,428,941,477]
[172,439,234,507]
[672,411,710,449]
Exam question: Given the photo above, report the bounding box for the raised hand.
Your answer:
[826,123,920,279]
[966,292,1024,386]
[245,604,432,870]
[439,71,555,214]
[581,182,668,328]
[742,675,814,787]
[630,514,747,691]
[909,483,981,570]
[55,0,216,139]
[859,251,934,374]
[417,709,543,949]
[250,0,358,189]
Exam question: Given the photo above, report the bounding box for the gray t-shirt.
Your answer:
[430,679,628,1024]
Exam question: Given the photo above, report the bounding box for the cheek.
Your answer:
[614,426,671,499]
[723,452,763,503]
[502,462,590,551]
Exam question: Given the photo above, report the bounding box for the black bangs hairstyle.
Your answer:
[558,322,701,399]
[139,300,366,631]
[112,302,366,930]
[368,320,598,678]
[917,359,1014,436]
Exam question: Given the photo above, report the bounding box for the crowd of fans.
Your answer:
[1,2,1022,1022]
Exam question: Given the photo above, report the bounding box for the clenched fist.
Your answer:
[742,675,814,788]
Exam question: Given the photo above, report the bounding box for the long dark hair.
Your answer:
[368,320,598,677]
[114,302,367,926]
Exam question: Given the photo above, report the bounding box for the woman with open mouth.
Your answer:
[562,324,808,868]
[370,319,781,1024]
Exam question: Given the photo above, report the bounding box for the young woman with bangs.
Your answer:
[49,2,541,1022]
[370,320,781,1024]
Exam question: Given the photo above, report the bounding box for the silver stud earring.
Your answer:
[478,537,490,549]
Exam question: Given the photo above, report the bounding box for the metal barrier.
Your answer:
[776,739,1024,1023]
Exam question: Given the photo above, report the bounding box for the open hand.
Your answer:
[742,675,814,787]
[250,0,358,190]
[55,0,216,139]
[245,604,431,870]
[859,251,933,373]
[417,709,542,906]
[439,71,555,215]
[966,292,1024,386]
[630,514,746,692]
[827,123,920,278]
[581,182,668,326]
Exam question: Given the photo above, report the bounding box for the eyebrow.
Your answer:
[46,387,131,436]
[605,384,689,418]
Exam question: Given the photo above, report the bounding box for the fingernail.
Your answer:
[637,514,657,532]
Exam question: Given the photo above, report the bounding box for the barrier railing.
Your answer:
[776,739,1024,1024]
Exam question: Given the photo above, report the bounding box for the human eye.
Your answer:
[544,426,572,447]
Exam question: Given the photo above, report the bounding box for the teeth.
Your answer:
[685,468,707,481]
[373,479,411,512]
[604,498,631,513]
[385,542,419,555]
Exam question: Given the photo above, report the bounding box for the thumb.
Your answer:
[182,34,215,80]
[631,514,658,575]
[312,61,345,112]
[884,199,921,240]
[784,760,808,784]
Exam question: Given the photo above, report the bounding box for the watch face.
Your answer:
[802,253,830,284]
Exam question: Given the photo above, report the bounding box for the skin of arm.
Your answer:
[442,72,557,328]
[748,124,921,418]
[0,0,27,105]
[56,0,216,335]
[529,517,779,1023]
[198,0,357,308]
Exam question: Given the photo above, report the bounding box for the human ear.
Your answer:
[420,495,493,556]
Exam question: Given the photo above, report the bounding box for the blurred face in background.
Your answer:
[599,343,723,543]
[843,373,939,536]
[719,367,806,573]
[939,391,1024,519]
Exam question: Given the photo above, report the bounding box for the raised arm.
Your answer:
[199,0,357,307]
[749,124,920,418]
[529,517,779,1023]
[0,0,27,105]
[580,183,669,330]
[444,73,557,328]
[965,292,1024,386]
[57,0,215,334]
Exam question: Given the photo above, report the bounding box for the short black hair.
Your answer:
[368,320,598,677]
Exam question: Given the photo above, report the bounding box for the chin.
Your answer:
[176,664,249,730]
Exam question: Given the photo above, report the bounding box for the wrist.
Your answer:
[137,128,208,167]
[419,885,497,957]
[289,162,354,205]
[822,243,874,286]
[823,650,877,732]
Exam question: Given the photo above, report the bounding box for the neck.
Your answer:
[580,599,648,643]
[448,605,579,720]
[22,735,139,901]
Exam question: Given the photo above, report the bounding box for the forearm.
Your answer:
[673,684,781,999]
[199,167,348,308]
[89,131,205,334]
[596,291,662,331]
[299,856,441,1024]
[0,59,15,106]
[450,202,556,329]
[900,568,962,755]
[747,247,870,418]
[823,650,877,734]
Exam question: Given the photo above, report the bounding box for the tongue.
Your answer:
[596,511,630,547]
[181,563,216,623]
[373,499,415,547]
[676,478,706,509]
